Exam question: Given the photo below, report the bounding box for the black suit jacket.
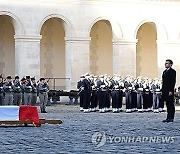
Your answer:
[162,67,176,101]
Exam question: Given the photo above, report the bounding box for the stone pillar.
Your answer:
[157,40,180,86]
[65,37,91,90]
[14,35,42,79]
[112,39,137,78]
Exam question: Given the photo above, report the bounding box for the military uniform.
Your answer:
[38,78,49,113]
[23,78,32,105]
[3,76,14,105]
[0,77,4,105]
[31,78,37,106]
[13,76,22,106]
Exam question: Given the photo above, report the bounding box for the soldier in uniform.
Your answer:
[13,76,22,106]
[111,74,120,113]
[21,77,26,105]
[117,75,124,112]
[89,75,98,112]
[0,75,4,105]
[23,76,32,105]
[77,75,85,111]
[104,75,111,112]
[97,75,106,113]
[3,76,14,105]
[38,78,49,113]
[135,76,144,112]
[31,77,38,106]
[151,78,162,113]
[124,75,133,113]
[143,77,150,112]
[82,73,91,113]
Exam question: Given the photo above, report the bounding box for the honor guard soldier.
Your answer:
[151,78,162,113]
[38,78,49,113]
[104,75,111,112]
[3,76,14,105]
[89,75,98,112]
[13,76,22,106]
[135,76,144,112]
[21,77,26,105]
[0,75,4,105]
[31,77,38,106]
[82,73,91,113]
[77,75,85,111]
[97,75,106,113]
[143,77,150,112]
[148,78,153,111]
[111,74,120,113]
[124,75,133,113]
[130,76,137,112]
[23,76,32,105]
[117,75,124,112]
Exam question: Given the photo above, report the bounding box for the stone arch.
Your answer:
[0,11,24,35]
[134,19,168,40]
[87,16,123,39]
[37,14,74,37]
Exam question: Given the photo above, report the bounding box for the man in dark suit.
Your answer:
[162,59,176,122]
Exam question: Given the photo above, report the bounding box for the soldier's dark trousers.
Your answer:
[118,90,123,108]
[153,93,160,109]
[137,92,143,109]
[105,90,110,108]
[98,91,106,109]
[24,92,31,105]
[166,101,175,120]
[148,93,153,108]
[125,92,131,109]
[90,91,97,108]
[112,90,119,108]
[131,92,137,109]
[0,93,4,105]
[83,92,90,109]
[143,93,149,109]
[79,93,84,108]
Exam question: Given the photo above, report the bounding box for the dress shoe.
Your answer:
[162,119,174,122]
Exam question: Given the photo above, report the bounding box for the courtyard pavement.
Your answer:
[0,103,180,153]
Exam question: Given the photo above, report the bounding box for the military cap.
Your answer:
[40,78,45,81]
[26,76,31,79]
[31,77,35,81]
[15,76,19,79]
[21,77,26,81]
[7,76,12,79]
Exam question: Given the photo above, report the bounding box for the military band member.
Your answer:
[31,77,38,106]
[0,75,4,105]
[77,75,85,111]
[124,75,133,113]
[97,75,106,113]
[117,75,124,112]
[38,78,49,113]
[111,74,120,113]
[13,76,22,106]
[23,76,32,105]
[104,75,111,112]
[89,75,98,112]
[82,73,91,113]
[151,78,162,113]
[3,76,14,105]
[143,77,150,112]
[135,76,144,112]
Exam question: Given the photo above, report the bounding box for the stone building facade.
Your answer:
[0,0,180,89]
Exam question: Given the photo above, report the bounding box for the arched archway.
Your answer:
[40,17,65,90]
[0,15,15,76]
[90,20,113,76]
[136,22,157,78]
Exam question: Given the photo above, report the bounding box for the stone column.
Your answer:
[65,37,91,90]
[112,39,137,78]
[14,35,42,79]
[157,40,180,86]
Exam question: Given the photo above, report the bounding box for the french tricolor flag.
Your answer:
[0,106,39,125]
